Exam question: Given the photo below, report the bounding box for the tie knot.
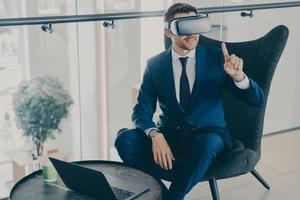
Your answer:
[179,57,188,68]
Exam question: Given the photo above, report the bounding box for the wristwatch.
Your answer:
[148,129,161,138]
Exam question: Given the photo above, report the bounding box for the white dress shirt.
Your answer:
[145,48,250,136]
[172,48,196,102]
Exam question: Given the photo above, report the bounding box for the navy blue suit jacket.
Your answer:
[132,45,265,149]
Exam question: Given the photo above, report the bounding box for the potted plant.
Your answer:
[12,75,73,157]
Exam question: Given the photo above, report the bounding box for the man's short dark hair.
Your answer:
[164,3,198,24]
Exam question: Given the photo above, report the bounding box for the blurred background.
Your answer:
[0,0,299,199]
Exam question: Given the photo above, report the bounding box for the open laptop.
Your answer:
[49,157,150,200]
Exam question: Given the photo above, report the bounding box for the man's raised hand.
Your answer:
[221,42,245,82]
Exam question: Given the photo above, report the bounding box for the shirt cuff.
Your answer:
[145,128,158,137]
[234,75,250,89]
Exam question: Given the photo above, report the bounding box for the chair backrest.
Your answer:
[164,25,289,153]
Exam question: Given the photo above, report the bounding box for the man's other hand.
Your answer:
[222,42,246,82]
[151,131,175,170]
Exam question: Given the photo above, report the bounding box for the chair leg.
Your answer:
[250,169,270,190]
[209,178,220,200]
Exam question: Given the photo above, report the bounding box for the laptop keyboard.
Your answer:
[111,186,135,200]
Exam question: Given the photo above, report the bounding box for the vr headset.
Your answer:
[166,15,211,36]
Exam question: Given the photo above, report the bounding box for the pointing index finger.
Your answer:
[221,42,229,57]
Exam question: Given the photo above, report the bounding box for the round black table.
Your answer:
[10,160,163,200]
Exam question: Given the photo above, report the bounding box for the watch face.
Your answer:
[149,130,157,137]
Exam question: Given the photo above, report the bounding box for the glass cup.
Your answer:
[42,162,58,182]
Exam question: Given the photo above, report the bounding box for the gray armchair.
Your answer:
[164,25,289,200]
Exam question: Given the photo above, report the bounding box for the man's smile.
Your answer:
[183,35,198,43]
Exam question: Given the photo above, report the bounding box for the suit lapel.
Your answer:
[163,47,185,113]
[189,46,207,110]
[162,46,207,114]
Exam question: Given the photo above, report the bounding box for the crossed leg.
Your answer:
[115,128,224,200]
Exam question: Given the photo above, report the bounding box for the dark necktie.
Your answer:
[177,57,192,155]
[179,57,190,111]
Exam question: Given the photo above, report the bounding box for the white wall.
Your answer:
[76,0,100,159]
[105,1,142,159]
[140,1,171,75]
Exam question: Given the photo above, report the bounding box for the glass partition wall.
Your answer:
[0,0,96,197]
[0,0,299,198]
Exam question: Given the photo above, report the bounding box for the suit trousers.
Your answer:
[114,127,225,200]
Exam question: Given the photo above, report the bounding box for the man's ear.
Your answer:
[164,29,172,38]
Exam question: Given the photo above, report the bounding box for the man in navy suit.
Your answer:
[115,3,264,200]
